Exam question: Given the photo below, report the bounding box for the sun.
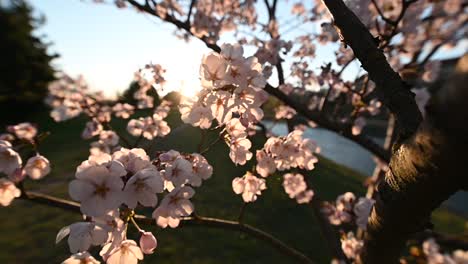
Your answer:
[176,79,202,98]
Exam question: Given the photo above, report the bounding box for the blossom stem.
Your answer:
[130,216,143,232]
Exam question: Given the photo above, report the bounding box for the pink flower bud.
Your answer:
[139,231,157,254]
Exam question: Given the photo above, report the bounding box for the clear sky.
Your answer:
[30,0,211,97]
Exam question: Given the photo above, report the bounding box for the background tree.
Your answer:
[0,0,57,116]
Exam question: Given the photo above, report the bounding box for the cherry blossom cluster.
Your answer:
[132,64,166,109]
[341,232,364,261]
[127,100,172,140]
[180,43,268,128]
[59,147,212,263]
[282,173,314,204]
[0,123,50,206]
[256,129,320,177]
[321,192,375,230]
[190,0,257,43]
[232,171,266,203]
[422,238,468,264]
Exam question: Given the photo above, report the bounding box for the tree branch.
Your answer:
[322,0,422,140]
[19,190,316,264]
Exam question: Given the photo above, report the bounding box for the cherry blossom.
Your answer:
[69,159,126,217]
[7,122,37,140]
[62,252,100,264]
[24,155,51,180]
[282,173,308,198]
[152,186,195,228]
[113,103,135,119]
[0,140,22,176]
[0,178,21,206]
[104,240,144,264]
[62,222,109,253]
[112,148,151,174]
[232,172,266,203]
[123,166,164,208]
[341,232,364,260]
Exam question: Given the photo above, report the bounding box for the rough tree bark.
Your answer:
[320,0,468,262]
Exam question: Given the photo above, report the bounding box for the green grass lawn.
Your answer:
[0,109,465,263]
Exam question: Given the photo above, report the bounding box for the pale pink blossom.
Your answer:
[112,148,151,174]
[99,131,119,146]
[123,166,164,208]
[62,252,100,264]
[113,103,135,119]
[189,153,213,186]
[152,186,195,228]
[0,141,22,176]
[82,120,103,139]
[69,160,126,216]
[0,178,20,206]
[7,122,37,140]
[232,172,266,203]
[341,232,363,260]
[163,158,193,187]
[63,222,109,253]
[229,137,253,165]
[295,190,314,204]
[282,173,307,198]
[255,150,276,177]
[25,155,51,180]
[104,240,143,264]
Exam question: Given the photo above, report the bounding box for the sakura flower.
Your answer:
[255,150,276,177]
[220,43,244,64]
[151,206,181,228]
[0,141,22,176]
[82,120,103,139]
[69,161,126,216]
[189,153,213,186]
[180,102,213,129]
[353,197,375,230]
[64,222,109,253]
[232,172,266,203]
[282,173,307,198]
[123,166,164,208]
[295,190,314,204]
[139,231,157,254]
[152,186,195,228]
[112,148,151,174]
[62,252,100,264]
[113,103,135,119]
[99,131,119,146]
[24,155,51,180]
[341,232,363,260]
[105,240,144,264]
[0,178,21,206]
[7,122,37,140]
[200,52,228,89]
[229,137,253,165]
[163,157,193,187]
